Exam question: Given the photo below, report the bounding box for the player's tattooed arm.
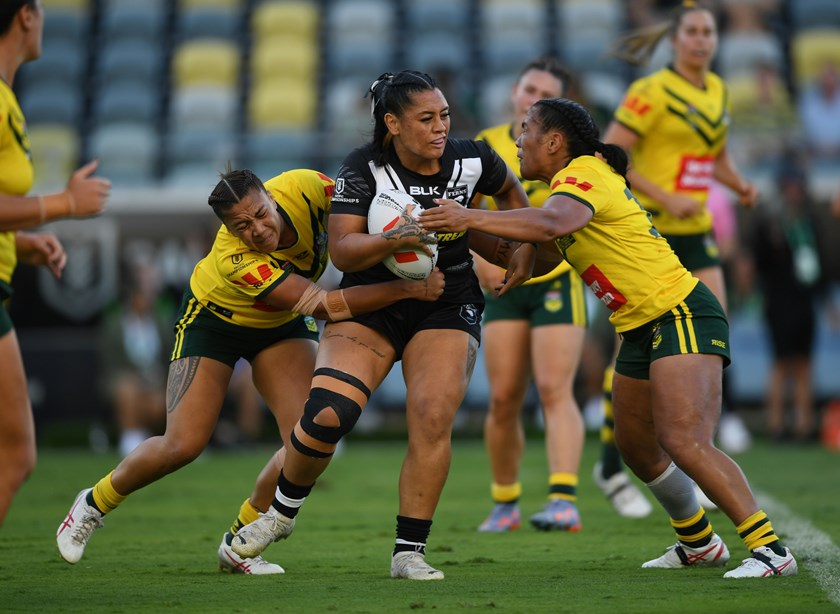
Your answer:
[381,206,437,245]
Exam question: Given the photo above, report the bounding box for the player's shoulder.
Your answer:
[475,123,509,145]
[628,68,669,96]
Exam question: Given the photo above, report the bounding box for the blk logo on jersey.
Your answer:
[409,186,441,197]
[580,264,627,312]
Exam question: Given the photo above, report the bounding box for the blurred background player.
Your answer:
[474,56,592,532]
[750,160,832,443]
[0,0,110,526]
[99,254,171,457]
[595,0,759,515]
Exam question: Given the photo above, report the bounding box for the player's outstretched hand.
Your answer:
[66,160,111,217]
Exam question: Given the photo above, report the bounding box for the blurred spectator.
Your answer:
[797,61,840,160]
[99,257,172,456]
[728,60,797,166]
[751,162,828,443]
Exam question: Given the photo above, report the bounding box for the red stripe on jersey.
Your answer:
[580,264,627,312]
[552,177,593,192]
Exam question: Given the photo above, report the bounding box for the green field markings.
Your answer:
[758,491,840,607]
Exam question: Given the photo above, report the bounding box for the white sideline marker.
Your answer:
[757,492,840,606]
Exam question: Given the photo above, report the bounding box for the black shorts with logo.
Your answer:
[348,299,483,361]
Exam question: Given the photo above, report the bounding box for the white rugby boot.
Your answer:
[218,533,285,574]
[642,533,730,568]
[723,546,798,578]
[230,507,295,559]
[56,488,104,564]
[390,551,444,580]
[593,462,653,519]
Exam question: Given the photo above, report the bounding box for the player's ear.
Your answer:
[545,130,564,154]
[384,112,399,136]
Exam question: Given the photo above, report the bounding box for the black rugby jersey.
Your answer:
[330,138,508,304]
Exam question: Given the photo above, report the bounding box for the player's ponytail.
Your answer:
[608,0,713,66]
[366,70,438,166]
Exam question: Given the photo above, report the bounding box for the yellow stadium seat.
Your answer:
[791,28,840,85]
[251,39,318,83]
[249,79,317,130]
[172,39,240,88]
[27,124,79,192]
[43,0,90,9]
[252,1,319,43]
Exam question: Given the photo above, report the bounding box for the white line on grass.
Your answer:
[757,491,840,606]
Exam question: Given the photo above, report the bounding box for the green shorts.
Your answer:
[0,282,13,337]
[171,290,319,367]
[663,232,720,271]
[482,271,587,328]
[615,282,730,380]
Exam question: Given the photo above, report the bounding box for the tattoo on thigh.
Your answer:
[166,356,200,414]
[322,330,386,358]
[465,337,478,378]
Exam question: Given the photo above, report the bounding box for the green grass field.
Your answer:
[2,435,838,613]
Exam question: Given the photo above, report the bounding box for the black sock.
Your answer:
[393,515,432,556]
[271,470,314,519]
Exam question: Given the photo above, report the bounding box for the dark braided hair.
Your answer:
[366,70,438,165]
[207,164,266,221]
[531,98,630,186]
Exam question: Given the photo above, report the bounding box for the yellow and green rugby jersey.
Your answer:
[548,155,698,332]
[476,123,571,283]
[189,169,334,328]
[613,66,730,235]
[0,80,35,289]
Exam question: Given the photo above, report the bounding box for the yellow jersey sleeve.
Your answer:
[0,82,35,287]
[548,156,697,332]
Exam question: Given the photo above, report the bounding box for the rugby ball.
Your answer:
[367,189,438,280]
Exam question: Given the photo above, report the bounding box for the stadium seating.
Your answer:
[170,85,238,134]
[788,0,840,31]
[88,122,158,186]
[26,124,79,192]
[172,39,240,88]
[19,82,83,125]
[790,28,840,85]
[718,31,784,79]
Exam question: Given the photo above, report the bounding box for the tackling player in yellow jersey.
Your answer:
[594,2,756,511]
[56,167,443,574]
[419,97,797,579]
[0,0,110,527]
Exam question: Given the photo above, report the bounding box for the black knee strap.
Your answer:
[313,367,371,399]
